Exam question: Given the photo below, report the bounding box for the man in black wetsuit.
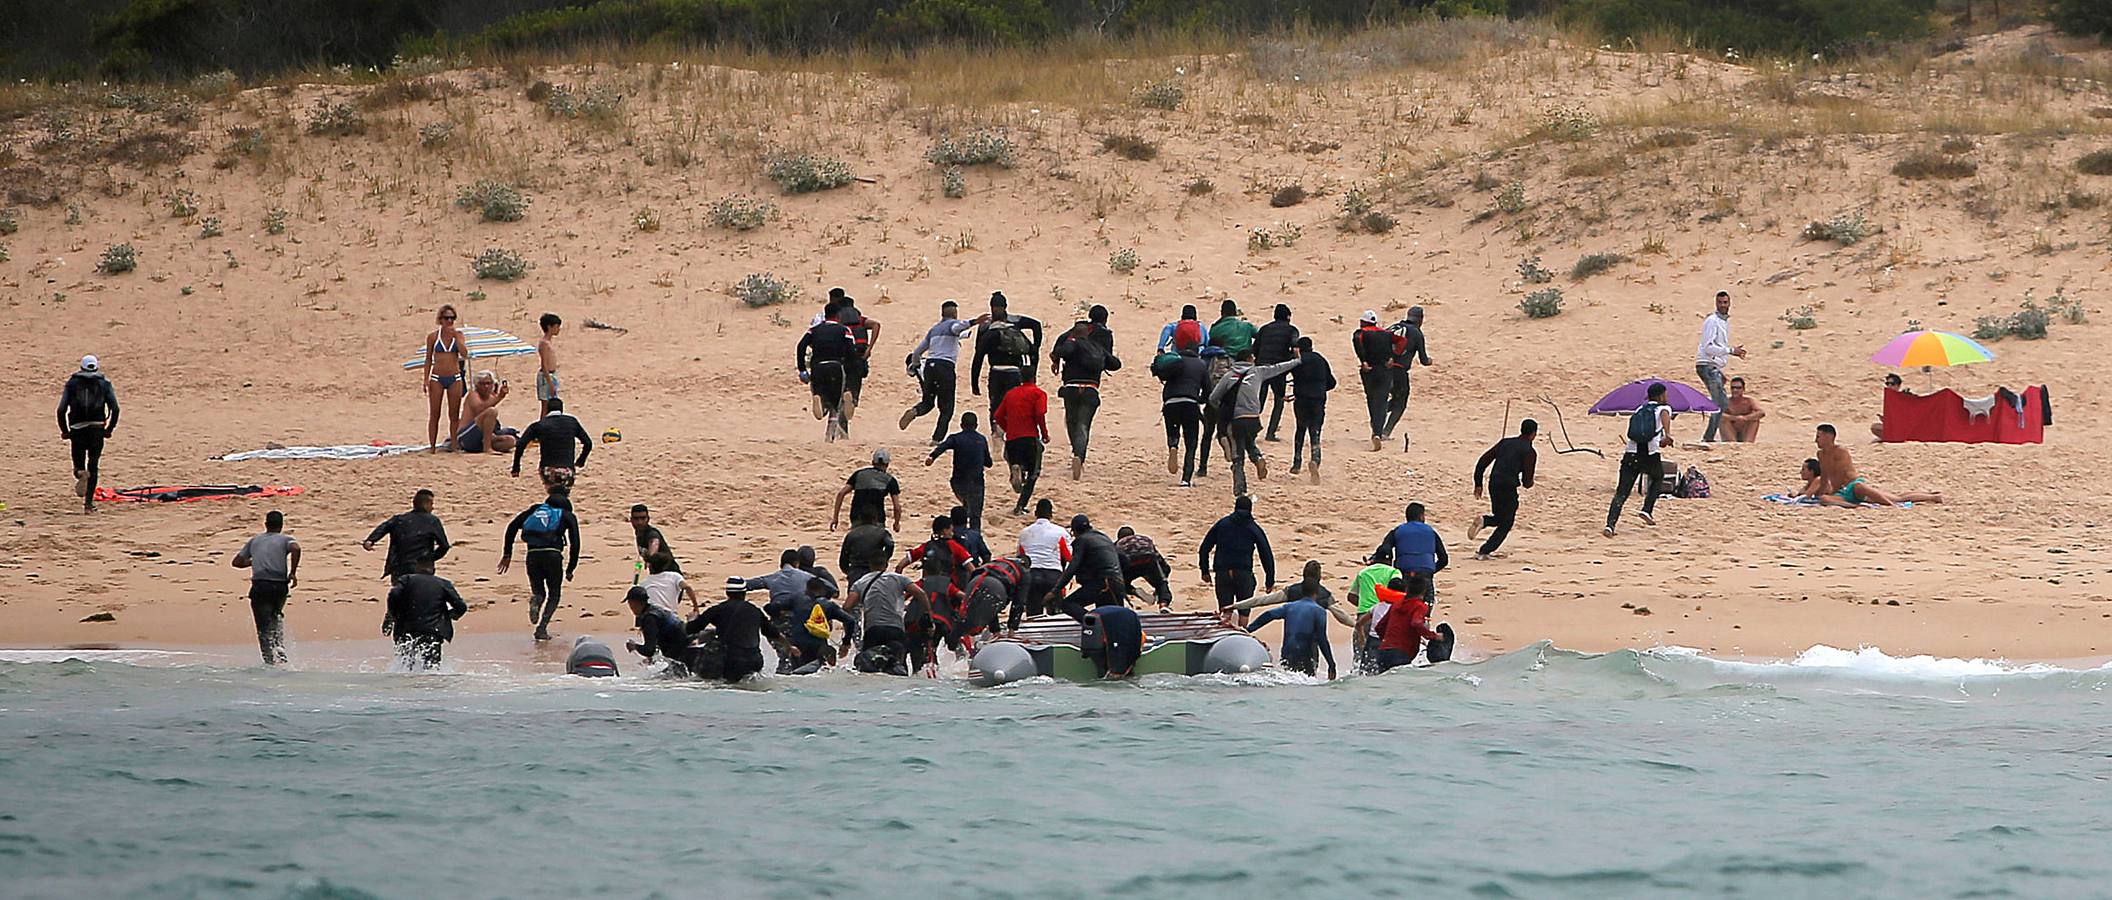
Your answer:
[625,586,696,677]
[1288,336,1338,483]
[362,489,450,584]
[1253,304,1300,443]
[1050,316,1120,480]
[1471,419,1539,560]
[970,291,1044,412]
[798,306,858,435]
[838,518,895,591]
[385,572,467,670]
[510,398,592,493]
[1046,514,1126,622]
[57,355,120,514]
[1381,306,1433,450]
[500,492,581,642]
[686,581,792,683]
[1083,604,1143,679]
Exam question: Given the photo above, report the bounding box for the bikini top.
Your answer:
[432,331,459,355]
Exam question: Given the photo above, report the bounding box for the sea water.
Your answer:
[1,642,2107,899]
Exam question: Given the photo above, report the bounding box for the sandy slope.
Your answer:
[3,27,2110,662]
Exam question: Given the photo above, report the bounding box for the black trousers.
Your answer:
[1060,577,1121,622]
[69,426,106,499]
[1163,402,1201,482]
[1291,396,1325,466]
[527,550,565,629]
[1359,368,1391,437]
[1381,369,1412,439]
[1021,568,1064,623]
[987,367,1022,413]
[1607,452,1663,529]
[861,624,910,675]
[1212,567,1257,610]
[1061,385,1100,460]
[249,580,289,665]
[1199,403,1220,476]
[910,359,957,442]
[1004,436,1042,513]
[1262,372,1290,438]
[395,635,444,670]
[1480,482,1519,556]
[951,478,984,533]
[1124,559,1174,608]
[809,361,845,411]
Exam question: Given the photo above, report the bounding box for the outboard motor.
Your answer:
[565,636,619,677]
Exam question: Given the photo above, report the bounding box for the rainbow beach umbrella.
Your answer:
[1869,330,1995,368]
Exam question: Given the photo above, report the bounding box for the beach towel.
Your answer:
[94,485,306,503]
[399,327,537,370]
[218,443,423,462]
[1763,493,1912,509]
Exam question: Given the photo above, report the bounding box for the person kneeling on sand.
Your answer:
[455,371,519,454]
[1813,424,1944,507]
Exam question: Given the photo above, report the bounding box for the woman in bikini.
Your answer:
[420,305,470,452]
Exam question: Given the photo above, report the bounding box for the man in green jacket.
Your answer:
[1209,299,1257,358]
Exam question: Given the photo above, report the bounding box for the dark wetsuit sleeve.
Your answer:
[511,422,537,474]
[503,509,528,558]
[1474,444,1498,489]
[929,434,955,463]
[572,420,592,467]
[639,614,667,658]
[1021,316,1044,368]
[565,512,582,575]
[1522,446,1538,488]
[1247,607,1284,633]
[1198,522,1219,573]
[443,581,468,620]
[1434,541,1448,574]
[1253,523,1275,585]
[366,517,395,545]
[431,520,450,563]
[103,384,119,431]
[797,331,813,371]
[1373,529,1396,566]
[758,610,783,644]
[1319,635,1336,671]
[980,439,993,469]
[685,604,718,636]
[970,330,990,385]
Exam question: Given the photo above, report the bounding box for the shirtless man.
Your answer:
[1814,424,1943,507]
[455,371,518,454]
[1720,376,1765,442]
[535,313,562,418]
[1871,373,1912,441]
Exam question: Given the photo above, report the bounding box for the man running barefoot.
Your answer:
[57,355,119,513]
[1814,424,1945,507]
[511,398,592,493]
[233,510,301,665]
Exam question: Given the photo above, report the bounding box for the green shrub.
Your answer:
[1540,104,1600,141]
[926,130,1014,168]
[305,99,365,137]
[707,195,777,230]
[456,180,529,222]
[543,84,624,121]
[198,216,223,238]
[733,273,795,308]
[1517,255,1554,284]
[1892,153,1976,180]
[1134,79,1185,111]
[472,248,529,281]
[419,122,455,148]
[765,153,854,194]
[1558,0,1933,56]
[1497,180,1526,214]
[1185,177,1215,195]
[942,168,967,199]
[1360,211,1398,233]
[633,207,661,233]
[1247,223,1302,252]
[1109,247,1140,274]
[2053,0,2112,37]
[1520,287,1563,319]
[0,208,16,236]
[1270,184,1307,208]
[1780,305,1817,330]
[1802,211,1871,246]
[1571,252,1628,280]
[98,243,137,275]
[167,190,199,219]
[263,208,288,235]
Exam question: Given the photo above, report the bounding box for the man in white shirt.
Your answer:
[900,300,989,444]
[639,553,695,613]
[1694,290,1746,443]
[1016,498,1071,619]
[1605,382,1673,538]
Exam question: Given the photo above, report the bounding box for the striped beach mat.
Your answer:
[400,327,537,369]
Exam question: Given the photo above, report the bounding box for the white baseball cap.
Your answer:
[1359,310,1379,324]
[79,355,99,372]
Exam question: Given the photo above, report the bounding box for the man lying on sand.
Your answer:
[1811,424,1944,507]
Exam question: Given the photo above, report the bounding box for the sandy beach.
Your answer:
[4,24,2110,663]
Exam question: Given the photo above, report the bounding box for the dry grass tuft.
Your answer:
[2077,150,2112,176]
[1269,184,1308,207]
[1892,153,1977,180]
[1101,134,1159,161]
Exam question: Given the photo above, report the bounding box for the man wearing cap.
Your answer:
[1209,299,1257,358]
[901,300,986,444]
[832,450,902,533]
[1253,304,1300,442]
[1381,306,1434,450]
[1350,311,1408,451]
[1045,514,1125,622]
[57,355,120,513]
[685,577,792,683]
[1050,315,1121,481]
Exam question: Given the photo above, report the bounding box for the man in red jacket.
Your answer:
[1374,573,1442,672]
[1350,310,1408,452]
[992,370,1050,517]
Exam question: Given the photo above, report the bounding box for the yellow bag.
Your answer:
[804,603,831,640]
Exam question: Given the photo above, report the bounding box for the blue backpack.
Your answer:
[1626,402,1661,449]
[524,503,564,539]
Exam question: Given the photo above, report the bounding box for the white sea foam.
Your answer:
[1649,644,2109,679]
[0,649,194,663]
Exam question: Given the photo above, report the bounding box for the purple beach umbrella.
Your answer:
[1587,379,1720,415]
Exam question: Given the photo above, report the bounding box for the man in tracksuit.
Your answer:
[1199,495,1277,627]
[1287,336,1336,482]
[1252,304,1300,442]
[56,356,120,514]
[1350,310,1408,452]
[901,300,983,444]
[1208,348,1303,498]
[1372,502,1447,606]
[1050,317,1120,481]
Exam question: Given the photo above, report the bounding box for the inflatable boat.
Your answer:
[968,612,1271,686]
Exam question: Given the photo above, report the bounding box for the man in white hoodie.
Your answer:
[1695,291,1746,443]
[1016,499,1070,619]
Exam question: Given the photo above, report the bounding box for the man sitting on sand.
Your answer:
[455,371,518,454]
[1720,376,1765,443]
[1871,373,1913,441]
[1813,424,1944,507]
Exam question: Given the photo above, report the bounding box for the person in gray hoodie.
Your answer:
[1207,347,1304,497]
